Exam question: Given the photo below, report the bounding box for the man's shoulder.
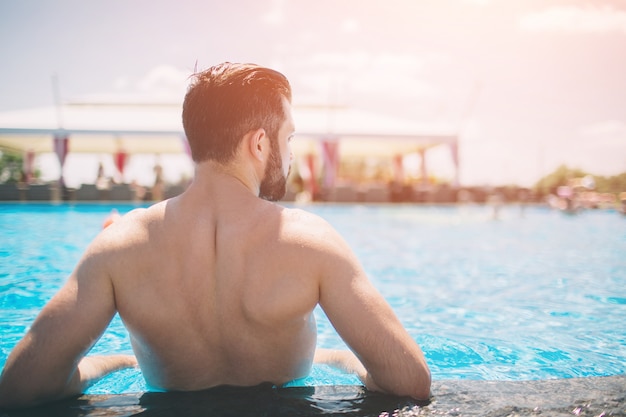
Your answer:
[278,206,346,251]
[91,206,156,253]
[280,206,332,233]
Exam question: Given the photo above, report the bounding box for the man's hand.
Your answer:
[0,354,137,409]
[70,354,138,393]
[314,348,383,393]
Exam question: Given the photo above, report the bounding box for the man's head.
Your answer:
[182,62,293,200]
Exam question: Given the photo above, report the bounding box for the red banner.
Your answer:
[53,136,69,186]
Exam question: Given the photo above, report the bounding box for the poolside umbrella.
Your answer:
[306,153,318,197]
[53,135,69,187]
[114,149,128,180]
[321,139,339,189]
[297,153,318,197]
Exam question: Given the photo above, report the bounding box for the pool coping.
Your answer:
[1,375,624,417]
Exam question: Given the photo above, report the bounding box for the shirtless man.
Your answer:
[0,62,430,408]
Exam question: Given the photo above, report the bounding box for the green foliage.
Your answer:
[594,172,626,194]
[0,150,24,184]
[534,165,584,196]
[534,164,626,196]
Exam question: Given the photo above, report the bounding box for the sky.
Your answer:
[1,0,625,187]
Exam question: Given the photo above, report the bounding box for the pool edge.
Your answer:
[1,375,624,417]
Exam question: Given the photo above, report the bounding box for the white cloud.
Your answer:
[520,5,626,34]
[72,66,190,104]
[136,65,190,95]
[349,70,439,100]
[96,65,190,103]
[292,51,437,102]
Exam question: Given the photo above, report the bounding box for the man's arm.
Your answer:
[315,223,431,400]
[0,244,136,409]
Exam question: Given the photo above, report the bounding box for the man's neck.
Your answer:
[192,160,260,200]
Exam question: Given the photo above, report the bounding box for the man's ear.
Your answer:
[245,128,267,162]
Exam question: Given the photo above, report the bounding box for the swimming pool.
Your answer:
[1,202,625,396]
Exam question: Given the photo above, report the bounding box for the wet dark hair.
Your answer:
[182,62,292,163]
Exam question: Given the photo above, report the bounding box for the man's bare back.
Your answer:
[105,175,322,390]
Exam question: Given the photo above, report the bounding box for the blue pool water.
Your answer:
[1,202,625,395]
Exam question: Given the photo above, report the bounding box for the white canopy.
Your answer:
[0,102,459,185]
[0,102,456,153]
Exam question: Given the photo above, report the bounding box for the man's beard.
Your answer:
[259,142,290,202]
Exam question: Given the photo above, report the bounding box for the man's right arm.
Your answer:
[313,220,431,399]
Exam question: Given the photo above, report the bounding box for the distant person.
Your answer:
[95,162,109,190]
[152,161,164,201]
[130,180,146,202]
[97,161,105,179]
[0,62,431,408]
